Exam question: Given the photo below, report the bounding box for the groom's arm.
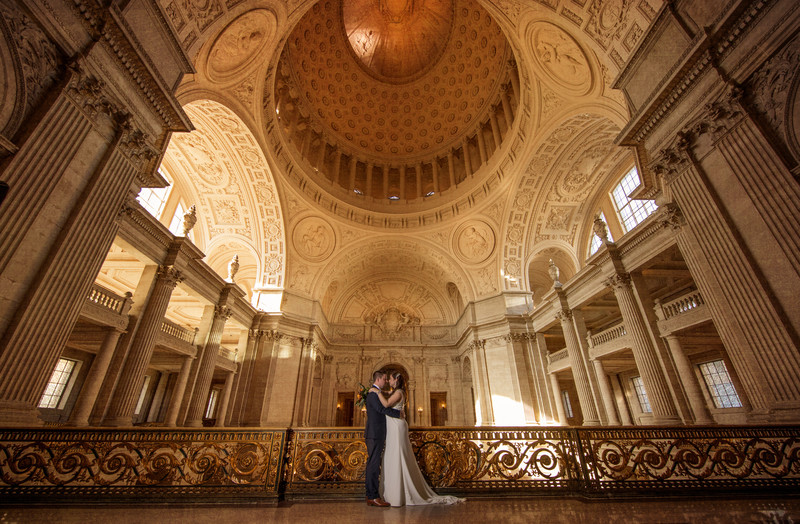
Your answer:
[367,392,403,418]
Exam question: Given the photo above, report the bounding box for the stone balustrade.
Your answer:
[590,323,628,347]
[87,284,132,315]
[658,290,705,320]
[547,348,569,366]
[160,319,197,345]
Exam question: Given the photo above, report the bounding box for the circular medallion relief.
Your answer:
[528,22,591,95]
[453,220,495,264]
[292,217,335,262]
[208,10,276,81]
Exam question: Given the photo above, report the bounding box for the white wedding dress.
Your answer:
[381,398,463,506]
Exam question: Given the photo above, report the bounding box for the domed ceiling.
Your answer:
[272,0,519,209]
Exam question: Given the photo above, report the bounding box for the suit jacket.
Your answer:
[364,390,402,440]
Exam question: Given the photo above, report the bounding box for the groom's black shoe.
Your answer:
[366,497,391,507]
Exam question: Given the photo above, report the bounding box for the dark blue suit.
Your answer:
[364,389,402,499]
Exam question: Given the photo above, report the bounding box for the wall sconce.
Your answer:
[336,403,341,410]
[417,406,423,414]
[440,402,446,409]
[361,406,367,413]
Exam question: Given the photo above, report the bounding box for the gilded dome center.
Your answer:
[342,0,454,82]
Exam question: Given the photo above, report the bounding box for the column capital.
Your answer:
[214,305,233,320]
[555,308,573,322]
[603,272,632,291]
[156,265,183,287]
[657,202,686,231]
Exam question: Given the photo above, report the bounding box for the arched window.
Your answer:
[612,167,657,233]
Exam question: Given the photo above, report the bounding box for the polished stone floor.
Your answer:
[2,495,799,524]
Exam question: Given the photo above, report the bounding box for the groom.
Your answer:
[364,370,403,507]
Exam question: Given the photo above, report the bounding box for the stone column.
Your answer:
[0,88,149,425]
[348,157,357,191]
[462,139,473,177]
[508,59,520,101]
[214,370,236,428]
[500,84,514,126]
[365,162,373,197]
[556,310,600,425]
[431,159,440,194]
[184,305,232,427]
[610,374,633,425]
[606,273,681,424]
[227,328,257,426]
[447,150,456,187]
[591,359,620,425]
[399,166,407,200]
[164,355,194,427]
[69,327,125,426]
[532,332,558,424]
[415,163,423,198]
[663,335,714,424]
[476,127,487,164]
[489,108,502,149]
[332,149,342,184]
[470,340,493,425]
[549,373,567,425]
[104,265,183,426]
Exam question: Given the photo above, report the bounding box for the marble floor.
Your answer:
[2,495,799,524]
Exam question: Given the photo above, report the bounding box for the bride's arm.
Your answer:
[385,389,403,406]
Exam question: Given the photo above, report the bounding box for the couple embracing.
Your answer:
[364,370,463,507]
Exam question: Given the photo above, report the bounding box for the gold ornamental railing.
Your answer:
[1,426,798,501]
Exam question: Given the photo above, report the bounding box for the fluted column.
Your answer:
[215,370,236,428]
[663,335,714,424]
[69,327,125,426]
[104,266,183,426]
[549,373,567,425]
[365,162,373,197]
[0,90,148,424]
[227,328,258,426]
[462,139,473,177]
[476,127,488,164]
[591,359,620,425]
[431,159,440,194]
[415,163,423,197]
[447,150,456,187]
[500,84,514,126]
[489,108,502,149]
[400,166,407,200]
[556,309,600,425]
[332,149,342,184]
[348,157,357,191]
[184,305,232,427]
[606,273,680,424]
[610,374,633,425]
[164,355,194,427]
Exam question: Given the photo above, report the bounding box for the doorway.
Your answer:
[429,392,448,426]
[336,392,354,426]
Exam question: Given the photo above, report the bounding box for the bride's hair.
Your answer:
[390,371,405,392]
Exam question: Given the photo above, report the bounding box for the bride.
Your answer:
[370,372,463,507]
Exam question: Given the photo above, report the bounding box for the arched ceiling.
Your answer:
[284,0,509,160]
[157,0,659,332]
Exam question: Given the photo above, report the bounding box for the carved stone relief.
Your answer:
[207,10,276,82]
[292,216,335,262]
[527,21,592,95]
[453,220,496,265]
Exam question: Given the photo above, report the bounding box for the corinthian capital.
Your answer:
[555,309,573,323]
[157,265,183,287]
[604,273,631,291]
[658,202,685,231]
[214,305,233,320]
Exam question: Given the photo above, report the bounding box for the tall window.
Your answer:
[39,358,77,409]
[699,360,743,408]
[136,170,172,219]
[205,388,220,419]
[589,211,613,256]
[631,376,652,413]
[612,167,658,233]
[169,202,187,237]
[561,390,574,418]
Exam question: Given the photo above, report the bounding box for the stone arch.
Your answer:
[160,99,286,297]
[526,242,578,305]
[205,234,261,301]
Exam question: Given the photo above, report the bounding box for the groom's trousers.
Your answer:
[365,437,384,499]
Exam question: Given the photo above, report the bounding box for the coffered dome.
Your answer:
[271,0,520,209]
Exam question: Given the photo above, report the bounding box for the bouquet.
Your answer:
[355,382,369,409]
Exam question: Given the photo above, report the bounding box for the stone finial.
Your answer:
[593,214,609,244]
[181,205,197,236]
[548,259,561,287]
[227,254,239,282]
